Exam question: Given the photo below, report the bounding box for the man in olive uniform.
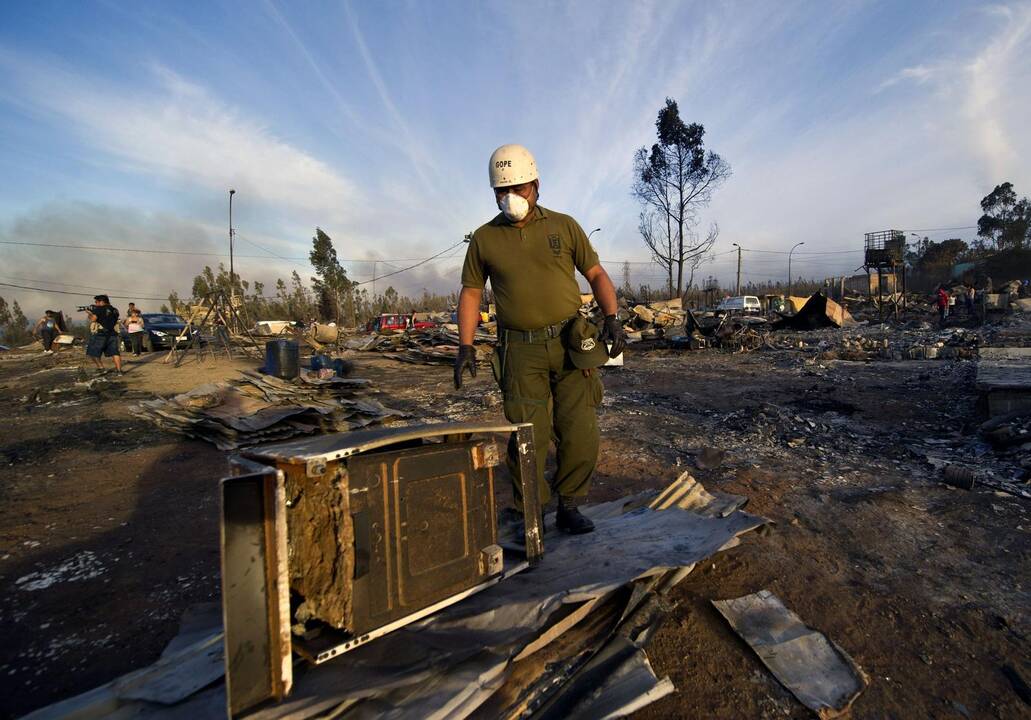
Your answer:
[454,144,625,535]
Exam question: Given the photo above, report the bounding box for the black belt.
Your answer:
[502,316,575,344]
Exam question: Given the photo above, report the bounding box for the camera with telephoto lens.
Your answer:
[77,305,98,313]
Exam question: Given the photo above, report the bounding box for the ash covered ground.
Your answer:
[0,324,1028,718]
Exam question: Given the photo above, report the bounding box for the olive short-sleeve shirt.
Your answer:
[461,205,600,331]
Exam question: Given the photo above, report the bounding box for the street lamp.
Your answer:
[588,227,602,241]
[732,242,742,295]
[228,189,236,299]
[788,241,805,296]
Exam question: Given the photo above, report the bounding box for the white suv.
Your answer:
[716,296,762,315]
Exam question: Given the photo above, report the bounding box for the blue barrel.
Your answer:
[265,340,299,379]
[310,353,332,371]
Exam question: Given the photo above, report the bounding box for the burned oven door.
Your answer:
[348,439,498,634]
[220,466,292,716]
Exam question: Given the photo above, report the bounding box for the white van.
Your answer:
[716,296,762,315]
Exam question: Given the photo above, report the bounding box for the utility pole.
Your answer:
[788,241,805,296]
[732,243,742,296]
[228,189,236,301]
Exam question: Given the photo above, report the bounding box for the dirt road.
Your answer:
[0,344,1028,718]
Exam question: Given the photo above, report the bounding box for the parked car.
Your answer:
[366,313,408,333]
[715,296,762,315]
[120,313,202,351]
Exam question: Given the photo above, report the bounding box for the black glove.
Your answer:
[598,314,626,358]
[454,344,477,389]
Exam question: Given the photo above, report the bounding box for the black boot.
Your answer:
[556,497,594,535]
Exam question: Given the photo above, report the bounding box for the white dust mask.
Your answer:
[500,192,530,222]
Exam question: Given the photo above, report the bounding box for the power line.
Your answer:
[234,233,307,266]
[355,240,467,286]
[741,248,862,256]
[0,241,471,301]
[0,239,246,258]
[0,280,170,302]
[908,225,977,233]
[0,274,178,297]
[0,239,435,263]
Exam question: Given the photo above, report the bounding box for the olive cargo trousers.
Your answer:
[495,334,603,508]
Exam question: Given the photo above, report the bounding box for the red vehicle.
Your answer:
[367,314,408,332]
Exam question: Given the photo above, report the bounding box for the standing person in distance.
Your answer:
[454,144,625,536]
[935,285,950,328]
[33,310,60,355]
[85,295,124,374]
[124,307,146,357]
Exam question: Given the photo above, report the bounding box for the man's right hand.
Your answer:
[454,344,477,389]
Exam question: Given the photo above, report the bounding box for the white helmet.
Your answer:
[488,144,538,188]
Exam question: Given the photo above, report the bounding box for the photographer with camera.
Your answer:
[82,295,123,374]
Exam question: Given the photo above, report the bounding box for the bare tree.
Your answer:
[685,223,719,292]
[633,98,730,297]
[637,209,673,296]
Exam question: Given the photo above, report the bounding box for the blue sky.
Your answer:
[1,0,1030,316]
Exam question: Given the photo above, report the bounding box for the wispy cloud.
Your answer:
[2,1,1030,308]
[872,3,1031,186]
[963,3,1031,183]
[0,53,358,219]
[875,64,936,92]
[340,1,462,228]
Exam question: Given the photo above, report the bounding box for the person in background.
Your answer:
[213,315,231,349]
[965,283,976,316]
[935,285,950,327]
[33,310,59,354]
[85,294,123,374]
[124,307,146,357]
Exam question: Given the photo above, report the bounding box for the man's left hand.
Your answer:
[454,344,477,389]
[598,314,626,358]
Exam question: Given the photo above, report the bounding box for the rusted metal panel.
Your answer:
[515,424,544,566]
[345,439,499,633]
[292,571,511,664]
[222,421,543,708]
[241,421,522,466]
[220,467,292,717]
